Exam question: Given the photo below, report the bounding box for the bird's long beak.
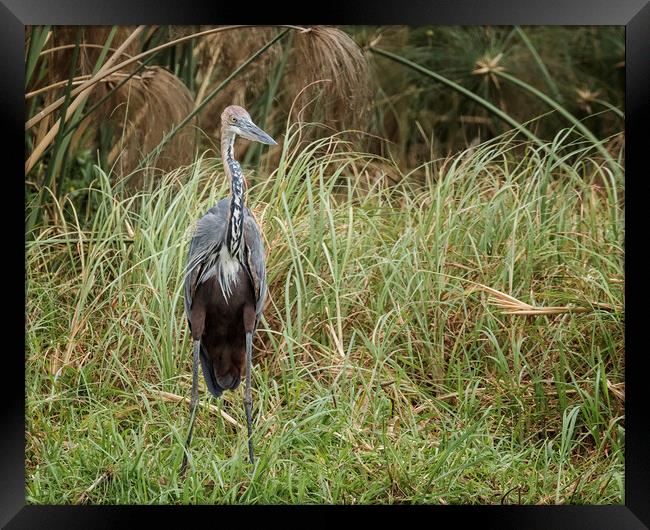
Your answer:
[240,120,277,146]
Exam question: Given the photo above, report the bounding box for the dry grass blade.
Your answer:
[500,307,593,315]
[26,74,92,100]
[38,42,138,61]
[76,471,110,504]
[471,283,616,316]
[194,40,222,108]
[606,380,625,402]
[473,283,535,310]
[150,389,242,429]
[26,72,145,100]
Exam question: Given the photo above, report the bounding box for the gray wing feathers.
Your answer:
[183,199,229,318]
[243,211,267,322]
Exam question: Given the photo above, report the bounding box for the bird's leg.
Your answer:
[244,331,255,465]
[180,339,201,478]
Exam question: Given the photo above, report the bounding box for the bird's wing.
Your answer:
[184,199,230,319]
[243,208,267,322]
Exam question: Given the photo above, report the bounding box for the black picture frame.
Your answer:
[6,0,649,527]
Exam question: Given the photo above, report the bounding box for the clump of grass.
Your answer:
[283,27,372,127]
[26,123,623,504]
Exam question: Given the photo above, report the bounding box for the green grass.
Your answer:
[25,124,624,504]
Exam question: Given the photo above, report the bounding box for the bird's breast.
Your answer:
[214,246,242,300]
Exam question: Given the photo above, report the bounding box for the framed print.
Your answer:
[6,0,649,527]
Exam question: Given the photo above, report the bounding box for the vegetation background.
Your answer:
[25,25,624,504]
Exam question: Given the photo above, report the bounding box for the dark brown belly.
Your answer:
[196,266,254,389]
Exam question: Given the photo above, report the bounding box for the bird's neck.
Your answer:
[222,132,245,258]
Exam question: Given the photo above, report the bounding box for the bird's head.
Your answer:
[221,105,277,146]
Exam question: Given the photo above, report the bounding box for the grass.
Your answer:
[25,123,624,504]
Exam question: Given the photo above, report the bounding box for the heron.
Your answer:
[180,105,276,475]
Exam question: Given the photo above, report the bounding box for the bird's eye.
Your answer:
[230,117,237,123]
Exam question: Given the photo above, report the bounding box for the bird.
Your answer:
[180,105,276,475]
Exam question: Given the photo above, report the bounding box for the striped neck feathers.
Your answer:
[222,132,245,258]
